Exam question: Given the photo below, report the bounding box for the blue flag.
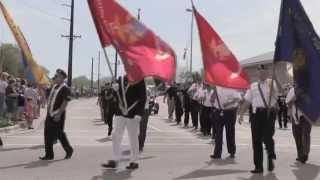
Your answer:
[274,0,320,123]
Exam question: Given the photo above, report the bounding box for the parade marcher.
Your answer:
[211,86,241,159]
[139,86,150,153]
[40,69,73,160]
[198,84,206,134]
[238,65,279,173]
[163,84,176,121]
[286,85,312,164]
[277,94,288,129]
[174,84,183,125]
[182,83,191,127]
[104,83,117,137]
[102,75,146,170]
[197,84,214,136]
[188,81,201,130]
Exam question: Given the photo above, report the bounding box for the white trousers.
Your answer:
[112,116,140,163]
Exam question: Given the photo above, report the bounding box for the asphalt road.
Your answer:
[0,98,320,180]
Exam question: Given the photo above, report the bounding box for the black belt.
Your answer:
[216,108,237,112]
[256,107,276,111]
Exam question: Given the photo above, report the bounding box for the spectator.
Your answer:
[17,79,26,121]
[0,72,9,118]
[25,97,34,129]
[5,79,18,123]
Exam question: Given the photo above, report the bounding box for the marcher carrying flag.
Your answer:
[274,0,320,123]
[88,0,176,83]
[192,2,249,90]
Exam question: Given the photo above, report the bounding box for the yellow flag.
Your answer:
[0,1,49,85]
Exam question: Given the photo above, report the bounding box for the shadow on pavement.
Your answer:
[174,169,248,179]
[292,163,320,180]
[206,158,237,166]
[96,137,111,143]
[0,159,64,170]
[0,145,44,152]
[238,173,279,180]
[92,169,134,180]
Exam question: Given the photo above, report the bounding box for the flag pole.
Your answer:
[101,47,114,80]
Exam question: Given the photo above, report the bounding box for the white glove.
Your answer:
[134,115,142,121]
[112,83,119,91]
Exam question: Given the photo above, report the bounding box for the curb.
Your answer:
[0,122,25,134]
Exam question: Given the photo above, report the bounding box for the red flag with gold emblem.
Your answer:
[88,0,176,83]
[193,5,250,89]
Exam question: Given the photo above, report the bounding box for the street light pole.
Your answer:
[67,0,75,87]
[186,8,194,73]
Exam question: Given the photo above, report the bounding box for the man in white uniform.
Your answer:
[211,86,241,159]
[238,65,279,173]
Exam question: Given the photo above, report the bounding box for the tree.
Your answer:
[72,76,91,89]
[0,43,23,77]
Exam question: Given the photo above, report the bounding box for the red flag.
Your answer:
[88,0,176,83]
[193,6,250,89]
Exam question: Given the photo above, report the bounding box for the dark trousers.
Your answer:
[184,108,191,126]
[250,108,276,170]
[211,108,217,139]
[292,116,312,159]
[106,105,115,133]
[213,109,237,157]
[201,106,212,135]
[139,109,150,151]
[44,113,72,158]
[278,108,288,128]
[0,137,3,146]
[190,100,199,128]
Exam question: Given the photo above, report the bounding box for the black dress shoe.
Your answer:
[101,160,117,169]
[108,128,113,137]
[250,169,263,174]
[39,156,54,160]
[65,148,74,159]
[268,158,275,172]
[229,154,235,159]
[210,155,221,159]
[126,162,139,170]
[300,156,308,164]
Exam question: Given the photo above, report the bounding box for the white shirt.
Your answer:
[286,87,303,124]
[215,86,242,110]
[0,80,8,94]
[188,83,201,101]
[197,88,214,107]
[244,79,279,110]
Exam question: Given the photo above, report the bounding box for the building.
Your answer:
[241,51,293,87]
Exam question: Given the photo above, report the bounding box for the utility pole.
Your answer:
[61,0,81,87]
[98,51,101,90]
[186,8,194,73]
[91,57,94,90]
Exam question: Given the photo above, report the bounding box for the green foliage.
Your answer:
[72,76,91,88]
[0,43,24,77]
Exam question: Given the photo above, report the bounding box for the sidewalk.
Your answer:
[0,109,46,134]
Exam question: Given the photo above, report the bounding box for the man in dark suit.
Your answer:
[40,69,73,160]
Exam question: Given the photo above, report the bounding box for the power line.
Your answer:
[17,0,62,20]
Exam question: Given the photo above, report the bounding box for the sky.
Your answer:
[0,0,320,80]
